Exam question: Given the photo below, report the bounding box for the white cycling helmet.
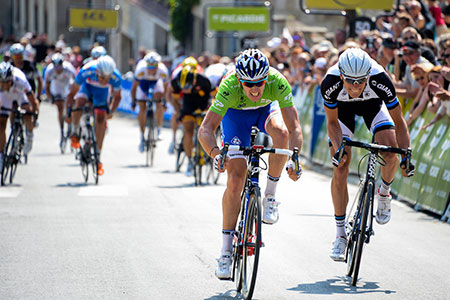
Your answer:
[144,51,161,66]
[338,48,371,80]
[51,53,64,65]
[235,48,270,81]
[0,62,14,82]
[97,55,116,76]
[9,43,25,55]
[91,46,107,59]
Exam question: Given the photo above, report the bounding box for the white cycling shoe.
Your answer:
[138,138,145,153]
[215,251,232,280]
[376,189,392,225]
[330,236,347,262]
[262,194,279,224]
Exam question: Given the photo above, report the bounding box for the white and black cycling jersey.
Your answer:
[320,60,399,110]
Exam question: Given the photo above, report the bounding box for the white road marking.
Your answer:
[0,187,23,198]
[78,185,128,197]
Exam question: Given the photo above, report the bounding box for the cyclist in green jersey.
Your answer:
[198,49,303,279]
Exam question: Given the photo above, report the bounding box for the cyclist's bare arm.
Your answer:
[26,91,39,113]
[198,110,222,157]
[44,80,52,100]
[36,76,43,99]
[324,106,343,153]
[131,80,139,105]
[387,105,410,150]
[110,90,122,115]
[280,106,303,151]
[66,83,80,107]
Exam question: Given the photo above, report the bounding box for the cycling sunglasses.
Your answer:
[147,64,158,69]
[343,76,367,85]
[240,77,267,88]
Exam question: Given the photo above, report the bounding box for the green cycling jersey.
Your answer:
[210,67,294,117]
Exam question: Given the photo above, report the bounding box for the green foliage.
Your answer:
[169,0,200,44]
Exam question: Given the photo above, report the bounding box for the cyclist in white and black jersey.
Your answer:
[44,53,76,146]
[0,62,39,168]
[320,48,415,262]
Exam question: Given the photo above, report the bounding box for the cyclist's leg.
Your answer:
[153,79,165,137]
[167,95,181,151]
[72,86,89,129]
[262,102,289,189]
[369,103,398,186]
[0,114,8,152]
[54,99,65,134]
[182,116,195,158]
[94,109,107,151]
[137,100,147,135]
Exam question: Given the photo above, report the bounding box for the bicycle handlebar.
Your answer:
[335,139,412,170]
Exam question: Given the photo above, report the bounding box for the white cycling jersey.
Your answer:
[205,63,227,89]
[134,60,168,100]
[0,67,32,115]
[44,61,77,98]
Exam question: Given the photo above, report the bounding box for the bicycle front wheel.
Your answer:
[146,119,155,167]
[346,179,366,276]
[351,180,374,286]
[239,187,262,300]
[175,137,185,172]
[1,131,15,185]
[193,143,203,186]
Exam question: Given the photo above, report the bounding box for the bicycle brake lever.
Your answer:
[220,143,229,170]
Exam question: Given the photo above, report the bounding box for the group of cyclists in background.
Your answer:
[0,34,418,295]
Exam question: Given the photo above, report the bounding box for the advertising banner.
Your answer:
[305,0,394,10]
[208,6,270,32]
[69,8,119,29]
[310,86,326,157]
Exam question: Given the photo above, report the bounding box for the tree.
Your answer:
[169,0,200,45]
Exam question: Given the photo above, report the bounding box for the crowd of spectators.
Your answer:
[2,0,450,129]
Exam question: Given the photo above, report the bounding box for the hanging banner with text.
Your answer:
[69,8,119,29]
[207,6,270,32]
[305,0,394,10]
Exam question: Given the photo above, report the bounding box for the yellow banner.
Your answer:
[305,0,394,10]
[70,8,118,29]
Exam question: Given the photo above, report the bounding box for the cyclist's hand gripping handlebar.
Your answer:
[214,143,229,172]
[332,139,347,167]
[286,147,302,180]
[400,148,415,177]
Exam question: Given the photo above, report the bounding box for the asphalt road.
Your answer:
[0,102,449,300]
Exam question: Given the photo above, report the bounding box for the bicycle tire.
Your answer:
[175,137,185,172]
[346,181,366,276]
[193,141,203,186]
[239,187,262,300]
[1,131,15,185]
[81,148,89,183]
[91,130,100,185]
[146,118,155,167]
[351,180,374,286]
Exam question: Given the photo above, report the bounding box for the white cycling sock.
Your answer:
[222,229,234,255]
[379,178,392,196]
[335,214,346,238]
[265,174,280,196]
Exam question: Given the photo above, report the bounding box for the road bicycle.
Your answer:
[220,129,300,300]
[334,138,412,286]
[1,102,26,185]
[74,105,101,184]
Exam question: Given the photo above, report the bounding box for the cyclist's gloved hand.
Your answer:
[214,154,228,172]
[332,148,348,167]
[400,157,415,177]
[286,160,302,181]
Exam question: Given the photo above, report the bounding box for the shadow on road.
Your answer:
[288,276,396,295]
[54,182,89,188]
[204,289,244,300]
[122,164,149,169]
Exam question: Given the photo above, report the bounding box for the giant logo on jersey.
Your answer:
[371,80,393,98]
[324,81,341,100]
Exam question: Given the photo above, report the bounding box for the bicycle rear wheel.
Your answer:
[351,180,374,286]
[175,136,185,172]
[91,138,100,185]
[1,131,15,185]
[238,187,262,300]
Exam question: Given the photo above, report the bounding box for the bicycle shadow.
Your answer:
[122,164,150,169]
[54,182,90,188]
[204,289,244,300]
[287,276,396,295]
